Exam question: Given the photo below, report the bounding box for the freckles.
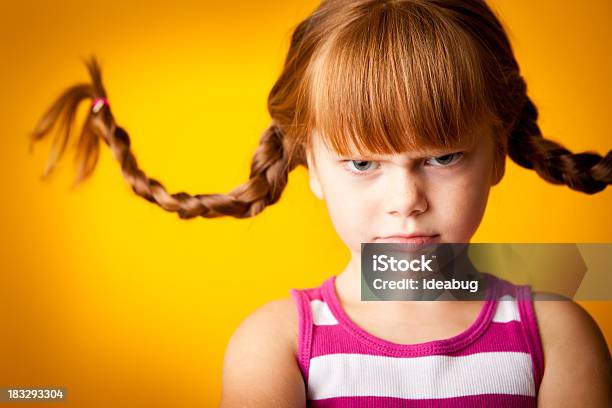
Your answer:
[454,166,490,198]
[433,174,488,229]
[455,183,489,220]
[452,181,490,234]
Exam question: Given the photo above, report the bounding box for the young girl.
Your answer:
[29,0,611,406]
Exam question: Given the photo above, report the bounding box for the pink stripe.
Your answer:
[309,394,536,407]
[311,320,530,358]
[495,277,534,301]
[304,286,324,300]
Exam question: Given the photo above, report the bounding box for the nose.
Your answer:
[384,171,428,218]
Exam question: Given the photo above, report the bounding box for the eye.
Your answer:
[425,152,464,167]
[344,160,381,176]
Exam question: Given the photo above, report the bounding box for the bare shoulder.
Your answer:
[219,296,304,407]
[228,296,299,354]
[531,291,608,348]
[531,291,612,407]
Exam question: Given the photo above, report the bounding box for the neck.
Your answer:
[334,246,484,305]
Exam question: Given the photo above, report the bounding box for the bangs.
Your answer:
[302,2,500,157]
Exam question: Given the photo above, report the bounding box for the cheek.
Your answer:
[322,178,378,250]
[433,172,491,242]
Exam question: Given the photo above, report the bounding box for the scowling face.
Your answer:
[305,128,504,258]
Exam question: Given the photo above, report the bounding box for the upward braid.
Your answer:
[508,96,612,194]
[29,56,296,219]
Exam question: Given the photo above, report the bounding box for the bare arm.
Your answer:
[219,298,306,407]
[535,295,612,407]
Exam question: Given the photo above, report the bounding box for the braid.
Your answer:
[508,96,612,194]
[29,56,296,219]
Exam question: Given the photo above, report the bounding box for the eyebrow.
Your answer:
[337,148,461,160]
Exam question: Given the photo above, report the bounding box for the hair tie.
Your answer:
[91,97,109,113]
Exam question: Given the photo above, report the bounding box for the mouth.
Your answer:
[374,235,440,244]
[372,235,441,253]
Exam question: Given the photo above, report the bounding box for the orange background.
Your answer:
[0,0,610,406]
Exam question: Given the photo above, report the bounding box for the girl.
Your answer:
[29,0,611,406]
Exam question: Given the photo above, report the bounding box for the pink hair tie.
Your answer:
[91,97,109,113]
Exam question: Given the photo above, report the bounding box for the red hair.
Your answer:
[30,0,612,219]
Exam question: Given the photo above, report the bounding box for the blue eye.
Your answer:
[426,152,464,167]
[343,152,463,176]
[344,160,380,176]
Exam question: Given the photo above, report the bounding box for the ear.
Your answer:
[306,149,324,200]
[489,129,507,186]
[491,153,506,186]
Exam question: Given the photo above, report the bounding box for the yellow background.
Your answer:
[1,0,610,406]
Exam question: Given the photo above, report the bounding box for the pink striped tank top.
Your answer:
[290,272,544,407]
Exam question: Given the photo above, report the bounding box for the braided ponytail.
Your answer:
[508,95,612,194]
[29,56,297,219]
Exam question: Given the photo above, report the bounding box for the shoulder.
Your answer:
[531,291,608,357]
[223,295,300,365]
[531,291,607,349]
[531,291,612,407]
[220,296,304,407]
[229,296,299,353]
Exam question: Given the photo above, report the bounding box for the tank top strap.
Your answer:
[492,275,545,393]
[516,283,545,393]
[290,283,328,383]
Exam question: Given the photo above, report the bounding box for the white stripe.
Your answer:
[492,295,521,323]
[308,352,534,400]
[310,299,339,325]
